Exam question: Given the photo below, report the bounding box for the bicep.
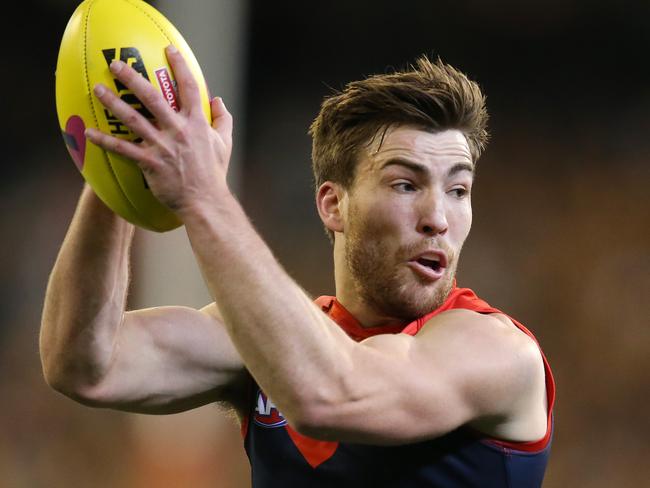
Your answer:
[84,303,248,414]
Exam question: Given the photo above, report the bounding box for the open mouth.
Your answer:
[408,254,446,281]
[416,257,442,273]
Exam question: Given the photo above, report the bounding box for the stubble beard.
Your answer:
[344,212,458,322]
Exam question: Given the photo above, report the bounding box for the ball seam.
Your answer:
[82,0,100,135]
[125,0,174,46]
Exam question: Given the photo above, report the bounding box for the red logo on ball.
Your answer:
[253,389,287,428]
[155,67,179,112]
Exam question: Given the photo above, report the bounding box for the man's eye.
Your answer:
[449,187,469,198]
[393,182,417,192]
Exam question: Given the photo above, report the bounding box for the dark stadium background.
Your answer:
[2,0,648,486]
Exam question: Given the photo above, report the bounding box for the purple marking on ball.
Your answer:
[63,115,86,171]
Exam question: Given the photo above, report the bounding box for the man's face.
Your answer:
[341,126,474,320]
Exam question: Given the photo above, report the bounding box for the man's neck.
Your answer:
[334,293,409,329]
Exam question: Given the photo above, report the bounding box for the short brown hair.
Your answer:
[309,55,489,192]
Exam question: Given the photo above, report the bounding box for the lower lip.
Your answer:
[407,261,445,281]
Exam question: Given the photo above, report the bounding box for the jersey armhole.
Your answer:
[474,342,556,453]
[240,373,255,439]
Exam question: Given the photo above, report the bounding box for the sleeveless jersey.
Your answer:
[242,286,556,487]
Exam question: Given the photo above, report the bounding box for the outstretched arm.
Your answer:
[40,186,248,414]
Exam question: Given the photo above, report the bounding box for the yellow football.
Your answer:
[55,0,211,231]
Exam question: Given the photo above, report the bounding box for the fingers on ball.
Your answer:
[165,45,201,112]
[109,59,179,128]
[93,83,160,142]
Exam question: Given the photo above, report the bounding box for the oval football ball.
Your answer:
[56,0,212,231]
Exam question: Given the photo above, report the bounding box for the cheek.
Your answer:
[353,196,407,235]
[372,208,412,245]
[449,202,472,241]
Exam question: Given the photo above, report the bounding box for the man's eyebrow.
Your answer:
[379,158,475,177]
[448,162,475,177]
[379,158,429,175]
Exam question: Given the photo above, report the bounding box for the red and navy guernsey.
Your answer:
[242,286,555,487]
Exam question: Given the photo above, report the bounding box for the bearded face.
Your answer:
[333,128,474,323]
[344,197,459,321]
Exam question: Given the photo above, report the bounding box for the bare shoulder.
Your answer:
[415,309,547,441]
[416,308,542,362]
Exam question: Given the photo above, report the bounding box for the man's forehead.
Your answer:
[366,126,472,163]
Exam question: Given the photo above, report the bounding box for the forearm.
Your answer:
[180,194,355,421]
[40,185,135,393]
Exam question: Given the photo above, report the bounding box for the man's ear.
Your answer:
[316,181,346,234]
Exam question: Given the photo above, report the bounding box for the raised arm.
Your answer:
[82,48,548,444]
[40,186,248,414]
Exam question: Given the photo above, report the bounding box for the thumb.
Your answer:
[210,97,233,142]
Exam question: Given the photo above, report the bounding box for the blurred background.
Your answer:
[2,0,649,486]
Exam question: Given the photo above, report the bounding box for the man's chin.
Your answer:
[370,276,454,321]
[404,288,450,316]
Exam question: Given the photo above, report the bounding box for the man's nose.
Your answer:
[417,191,448,236]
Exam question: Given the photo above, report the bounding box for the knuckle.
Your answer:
[116,138,131,152]
[124,113,140,128]
[142,155,159,170]
[160,148,175,161]
[182,75,199,92]
[189,107,207,121]
[110,138,125,153]
[142,89,162,107]
[174,124,191,142]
